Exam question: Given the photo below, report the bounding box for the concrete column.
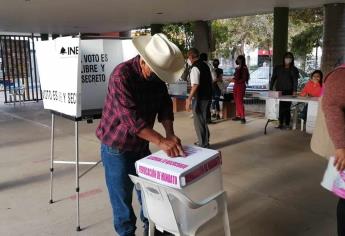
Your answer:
[321,3,345,74]
[192,20,211,55]
[151,24,163,35]
[272,7,289,67]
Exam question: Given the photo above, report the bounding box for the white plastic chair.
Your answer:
[129,175,231,236]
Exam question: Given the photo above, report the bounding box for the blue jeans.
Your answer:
[101,143,149,236]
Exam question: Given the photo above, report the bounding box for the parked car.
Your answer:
[226,66,309,92]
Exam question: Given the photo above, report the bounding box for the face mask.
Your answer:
[187,58,192,66]
[284,58,292,64]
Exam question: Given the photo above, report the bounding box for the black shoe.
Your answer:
[241,118,246,124]
[216,115,221,120]
[232,117,241,121]
[211,113,216,118]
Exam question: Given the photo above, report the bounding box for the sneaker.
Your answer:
[232,117,241,121]
[241,118,246,124]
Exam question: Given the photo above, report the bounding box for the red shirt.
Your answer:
[234,66,249,85]
[300,80,322,97]
[96,56,173,152]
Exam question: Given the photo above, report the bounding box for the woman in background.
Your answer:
[231,55,249,124]
[300,70,323,97]
[270,52,300,129]
[299,70,323,120]
[322,64,345,236]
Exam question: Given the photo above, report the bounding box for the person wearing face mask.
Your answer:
[211,59,223,120]
[96,33,185,236]
[231,55,249,124]
[270,52,300,129]
[185,48,213,148]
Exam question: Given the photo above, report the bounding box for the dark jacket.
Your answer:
[192,59,212,100]
[270,65,299,92]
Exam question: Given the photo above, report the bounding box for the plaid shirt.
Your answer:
[96,55,174,152]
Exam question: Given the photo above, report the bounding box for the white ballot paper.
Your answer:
[321,156,345,199]
[135,145,222,189]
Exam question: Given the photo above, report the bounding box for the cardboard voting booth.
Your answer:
[36,36,138,118]
[35,36,138,231]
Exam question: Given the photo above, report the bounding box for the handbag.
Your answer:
[310,97,335,159]
[310,64,345,158]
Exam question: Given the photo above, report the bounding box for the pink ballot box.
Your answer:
[135,145,222,189]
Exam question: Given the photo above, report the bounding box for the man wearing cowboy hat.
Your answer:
[96,33,185,236]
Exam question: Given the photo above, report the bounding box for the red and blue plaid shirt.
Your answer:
[96,55,174,152]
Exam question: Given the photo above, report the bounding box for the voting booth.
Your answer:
[36,36,138,231]
[133,145,230,235]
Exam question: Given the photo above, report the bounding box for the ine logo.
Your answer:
[60,47,67,55]
[59,46,79,56]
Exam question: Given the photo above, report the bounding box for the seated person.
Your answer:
[300,69,323,97]
[299,70,323,120]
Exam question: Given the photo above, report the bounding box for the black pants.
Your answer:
[279,90,293,126]
[338,198,345,236]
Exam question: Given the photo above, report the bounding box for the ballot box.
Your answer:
[135,145,223,200]
[135,145,226,234]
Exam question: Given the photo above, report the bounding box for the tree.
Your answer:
[211,14,273,61]
[291,25,323,70]
[289,8,323,70]
[162,23,193,55]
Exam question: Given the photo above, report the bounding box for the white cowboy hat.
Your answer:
[132,33,185,84]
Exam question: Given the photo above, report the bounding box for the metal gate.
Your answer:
[0,34,42,103]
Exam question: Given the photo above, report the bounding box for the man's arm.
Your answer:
[186,84,199,112]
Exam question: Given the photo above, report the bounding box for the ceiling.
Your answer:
[0,0,344,34]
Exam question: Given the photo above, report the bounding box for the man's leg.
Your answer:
[192,100,204,146]
[197,100,210,147]
[101,144,137,236]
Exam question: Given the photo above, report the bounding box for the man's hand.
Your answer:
[185,98,192,112]
[334,148,345,172]
[158,136,185,158]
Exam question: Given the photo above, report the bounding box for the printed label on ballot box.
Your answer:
[135,145,222,189]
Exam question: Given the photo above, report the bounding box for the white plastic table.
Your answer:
[256,95,319,134]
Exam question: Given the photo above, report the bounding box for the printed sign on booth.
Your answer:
[36,37,137,118]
